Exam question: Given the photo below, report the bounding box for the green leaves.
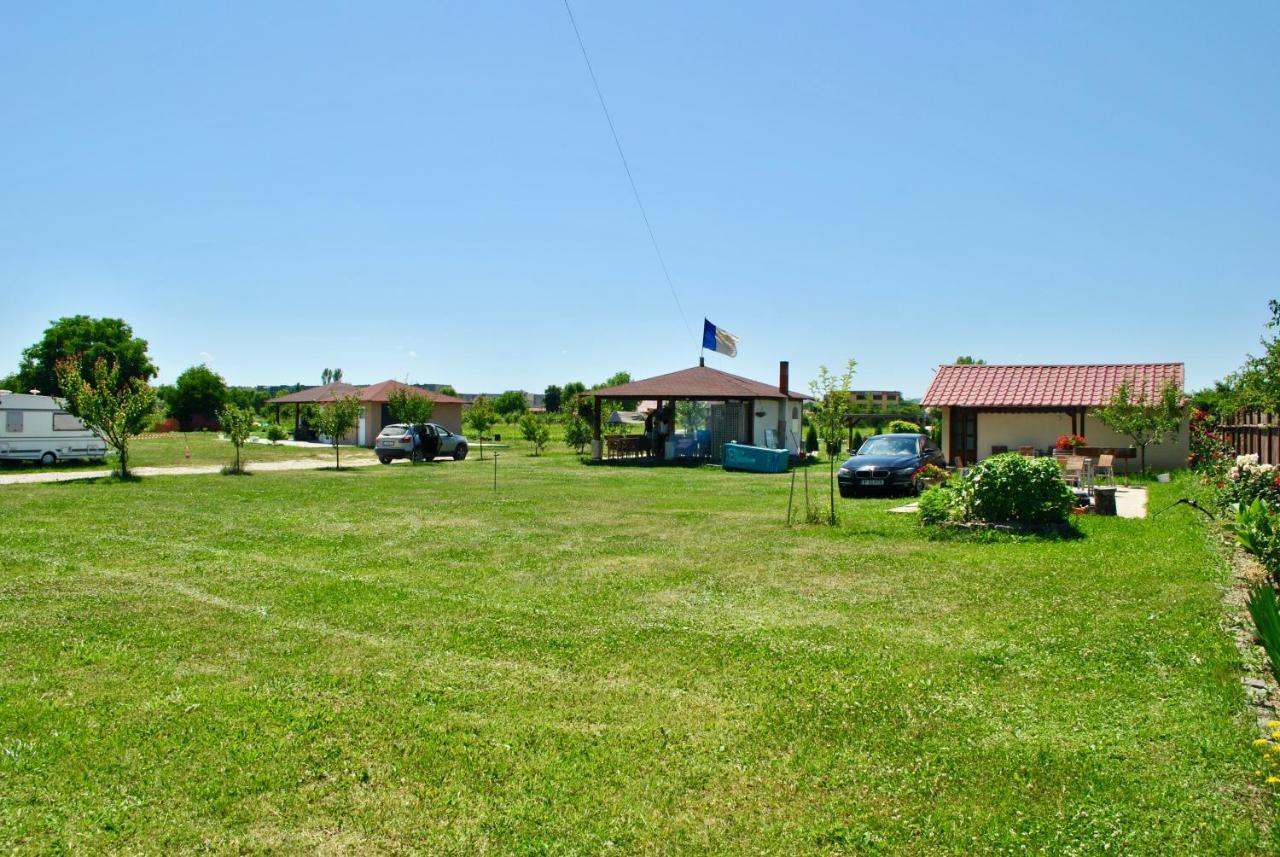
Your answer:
[1227,499,1280,581]
[54,355,157,478]
[922,453,1074,528]
[1249,584,1280,686]
[386,385,435,426]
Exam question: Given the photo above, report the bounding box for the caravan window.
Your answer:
[53,411,86,431]
[4,410,22,433]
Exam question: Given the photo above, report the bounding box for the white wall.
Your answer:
[751,398,803,454]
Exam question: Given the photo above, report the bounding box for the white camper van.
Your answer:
[0,391,108,465]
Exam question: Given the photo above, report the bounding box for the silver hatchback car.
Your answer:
[375,423,469,463]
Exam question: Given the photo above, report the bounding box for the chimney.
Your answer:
[779,361,789,395]
[699,356,705,367]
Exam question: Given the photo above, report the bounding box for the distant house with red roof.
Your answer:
[921,362,1188,469]
[267,380,466,446]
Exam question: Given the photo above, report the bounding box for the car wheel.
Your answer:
[839,486,855,499]
[453,444,468,461]
[378,455,391,465]
[39,452,56,466]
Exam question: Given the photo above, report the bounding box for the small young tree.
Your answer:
[808,359,858,525]
[218,403,255,474]
[465,395,497,460]
[386,385,435,426]
[54,355,157,478]
[386,385,436,464]
[308,395,362,469]
[1092,377,1186,473]
[438,384,458,398]
[564,414,591,454]
[519,413,551,456]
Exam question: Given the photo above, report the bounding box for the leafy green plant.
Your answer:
[1227,500,1280,581]
[1249,584,1280,686]
[808,359,858,526]
[266,422,288,443]
[804,424,819,454]
[917,485,953,526]
[921,453,1073,528]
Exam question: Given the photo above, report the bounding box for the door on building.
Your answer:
[949,407,978,466]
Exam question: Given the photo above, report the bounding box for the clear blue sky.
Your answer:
[2,2,1276,395]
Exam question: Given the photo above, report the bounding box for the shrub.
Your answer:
[804,424,819,454]
[917,463,948,481]
[852,430,864,451]
[917,485,953,526]
[1189,408,1234,478]
[266,423,288,443]
[921,453,1073,528]
[1218,454,1280,511]
[1227,499,1280,582]
[885,419,921,434]
[150,416,179,433]
[1055,433,1087,450]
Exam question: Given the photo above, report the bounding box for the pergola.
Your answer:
[586,360,808,461]
[266,382,360,440]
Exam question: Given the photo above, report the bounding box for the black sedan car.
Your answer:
[837,433,945,497]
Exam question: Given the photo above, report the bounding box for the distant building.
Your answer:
[849,390,902,410]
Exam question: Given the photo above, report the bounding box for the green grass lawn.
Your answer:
[1,432,375,474]
[0,452,1273,853]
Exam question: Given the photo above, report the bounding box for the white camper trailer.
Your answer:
[0,391,107,465]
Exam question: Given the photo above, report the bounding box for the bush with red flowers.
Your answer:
[1054,433,1087,450]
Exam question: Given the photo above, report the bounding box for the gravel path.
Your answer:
[0,457,382,486]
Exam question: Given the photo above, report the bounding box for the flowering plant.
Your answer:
[1218,453,1280,510]
[1055,433,1087,450]
[1188,408,1234,479]
[916,463,949,482]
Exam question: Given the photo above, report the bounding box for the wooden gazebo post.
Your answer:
[591,394,602,460]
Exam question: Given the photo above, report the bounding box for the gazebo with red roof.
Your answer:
[920,362,1188,469]
[586,359,808,461]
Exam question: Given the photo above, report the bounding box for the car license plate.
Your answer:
[861,478,884,486]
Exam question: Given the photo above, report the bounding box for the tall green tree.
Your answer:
[1092,377,1186,473]
[438,385,458,398]
[163,365,228,430]
[543,384,563,414]
[493,390,528,421]
[15,316,156,396]
[307,396,362,469]
[562,381,587,414]
[954,356,987,365]
[563,415,591,454]
[464,396,498,460]
[54,356,157,478]
[809,359,858,526]
[217,404,255,474]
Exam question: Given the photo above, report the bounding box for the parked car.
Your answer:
[837,433,944,497]
[0,391,107,465]
[375,423,468,463]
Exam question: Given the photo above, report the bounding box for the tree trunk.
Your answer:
[828,455,836,526]
[118,442,128,479]
[335,442,341,470]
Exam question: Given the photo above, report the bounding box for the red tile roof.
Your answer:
[267,380,465,406]
[921,363,1184,408]
[590,365,808,401]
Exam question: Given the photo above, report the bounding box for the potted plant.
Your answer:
[917,463,949,488]
[1055,433,1087,452]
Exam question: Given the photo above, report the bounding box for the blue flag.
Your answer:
[702,319,739,357]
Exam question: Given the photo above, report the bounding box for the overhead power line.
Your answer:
[562,0,694,338]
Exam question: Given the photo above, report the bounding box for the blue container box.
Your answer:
[722,442,789,473]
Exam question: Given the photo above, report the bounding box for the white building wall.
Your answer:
[750,399,803,454]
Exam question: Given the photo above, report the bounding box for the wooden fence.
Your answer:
[1225,410,1280,465]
